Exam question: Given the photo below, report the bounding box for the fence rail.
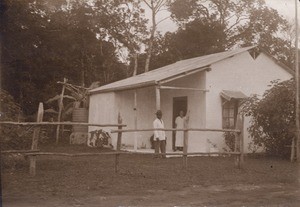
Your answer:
[111,128,241,133]
[4,151,240,157]
[0,121,126,127]
[1,150,40,154]
[1,103,244,176]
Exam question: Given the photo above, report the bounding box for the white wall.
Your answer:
[89,51,292,153]
[88,92,119,147]
[90,70,207,151]
[160,70,207,151]
[205,51,292,153]
[115,87,157,148]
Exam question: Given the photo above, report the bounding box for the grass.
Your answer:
[1,144,300,206]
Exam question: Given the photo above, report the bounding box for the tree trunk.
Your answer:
[144,0,156,73]
[132,53,138,76]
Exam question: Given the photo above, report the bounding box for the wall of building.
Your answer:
[88,92,119,147]
[205,51,292,153]
[89,51,292,153]
[159,70,207,152]
[114,87,157,149]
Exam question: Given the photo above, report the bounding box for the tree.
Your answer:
[238,6,295,68]
[150,18,227,68]
[167,0,294,68]
[142,0,170,73]
[1,0,147,115]
[92,0,148,76]
[242,79,295,158]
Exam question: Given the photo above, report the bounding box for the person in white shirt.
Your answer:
[175,110,189,151]
[175,110,185,151]
[153,110,166,158]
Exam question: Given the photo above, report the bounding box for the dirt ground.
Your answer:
[1,145,300,207]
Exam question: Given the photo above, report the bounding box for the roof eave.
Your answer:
[258,48,294,75]
[89,80,157,95]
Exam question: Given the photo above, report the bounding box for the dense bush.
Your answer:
[0,89,32,150]
[242,79,295,157]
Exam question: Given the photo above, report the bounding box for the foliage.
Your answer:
[0,90,32,150]
[162,0,294,68]
[223,132,235,152]
[242,79,295,157]
[1,0,147,115]
[1,0,295,118]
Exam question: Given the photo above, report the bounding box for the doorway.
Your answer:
[172,96,188,151]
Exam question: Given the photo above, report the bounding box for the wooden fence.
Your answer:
[1,103,244,176]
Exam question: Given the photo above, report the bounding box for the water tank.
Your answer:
[72,108,88,132]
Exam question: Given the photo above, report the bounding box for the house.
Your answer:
[88,46,293,153]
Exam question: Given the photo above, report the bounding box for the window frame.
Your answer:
[222,98,238,129]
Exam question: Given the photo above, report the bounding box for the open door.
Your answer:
[172,96,188,151]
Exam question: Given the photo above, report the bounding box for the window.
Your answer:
[222,100,238,129]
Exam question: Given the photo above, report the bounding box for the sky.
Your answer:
[146,0,298,34]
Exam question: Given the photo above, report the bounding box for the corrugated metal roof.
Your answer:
[90,46,257,94]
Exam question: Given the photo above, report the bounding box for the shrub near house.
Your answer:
[242,79,295,157]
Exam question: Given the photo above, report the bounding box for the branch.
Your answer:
[142,0,152,9]
[156,16,170,26]
[154,0,166,12]
[224,16,249,33]
[57,81,89,90]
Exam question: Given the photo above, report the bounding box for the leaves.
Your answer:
[242,79,295,157]
[166,0,293,68]
[1,0,147,115]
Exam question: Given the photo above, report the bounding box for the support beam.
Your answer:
[155,86,161,110]
[134,90,138,151]
[159,66,211,84]
[159,85,209,92]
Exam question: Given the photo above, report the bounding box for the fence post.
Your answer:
[29,102,44,176]
[115,113,122,173]
[234,113,244,169]
[234,132,240,168]
[182,117,189,169]
[239,115,245,167]
[56,78,67,144]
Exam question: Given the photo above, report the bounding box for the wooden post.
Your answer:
[134,90,138,151]
[291,135,296,162]
[294,0,300,162]
[155,85,161,110]
[234,112,244,168]
[239,115,245,166]
[115,113,123,173]
[182,117,189,169]
[29,102,44,176]
[234,132,240,167]
[56,78,67,144]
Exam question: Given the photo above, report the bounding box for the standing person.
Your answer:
[175,110,189,151]
[153,110,166,158]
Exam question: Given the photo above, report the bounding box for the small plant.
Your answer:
[207,139,217,148]
[223,132,235,152]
